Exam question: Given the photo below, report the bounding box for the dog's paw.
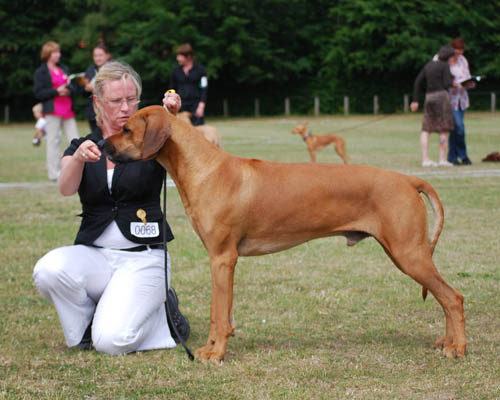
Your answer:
[433,336,451,350]
[433,336,466,358]
[443,344,467,358]
[194,345,225,365]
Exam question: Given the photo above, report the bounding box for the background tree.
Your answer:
[1,0,499,120]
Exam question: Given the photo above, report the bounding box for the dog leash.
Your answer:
[303,116,388,138]
[163,173,194,360]
[333,115,389,134]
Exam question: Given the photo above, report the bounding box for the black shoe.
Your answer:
[451,159,462,166]
[166,287,190,343]
[462,157,472,165]
[77,322,92,350]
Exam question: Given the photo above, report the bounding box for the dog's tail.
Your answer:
[411,177,444,301]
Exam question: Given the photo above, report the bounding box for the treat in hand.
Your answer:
[163,90,181,115]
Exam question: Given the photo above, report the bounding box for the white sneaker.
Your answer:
[438,160,453,167]
[422,160,438,167]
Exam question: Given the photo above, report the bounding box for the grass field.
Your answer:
[1,113,499,399]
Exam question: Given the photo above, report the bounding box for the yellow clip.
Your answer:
[165,89,176,94]
[136,208,147,226]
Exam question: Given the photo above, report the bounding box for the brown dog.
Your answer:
[177,111,221,148]
[482,152,500,162]
[291,122,349,164]
[100,106,466,364]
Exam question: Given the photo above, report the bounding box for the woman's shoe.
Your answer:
[422,160,438,167]
[77,323,92,350]
[438,160,454,167]
[166,287,190,343]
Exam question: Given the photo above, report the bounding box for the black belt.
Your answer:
[90,244,164,252]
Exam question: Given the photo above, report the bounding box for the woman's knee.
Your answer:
[452,113,465,134]
[33,247,79,294]
[33,252,65,293]
[92,326,140,355]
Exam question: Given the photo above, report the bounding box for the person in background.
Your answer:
[34,41,80,181]
[32,103,47,146]
[411,44,456,167]
[84,43,112,132]
[33,61,188,355]
[169,43,208,126]
[447,37,475,165]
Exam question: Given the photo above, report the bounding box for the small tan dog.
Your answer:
[291,122,348,164]
[177,111,221,148]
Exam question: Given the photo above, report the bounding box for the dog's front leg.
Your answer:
[307,147,316,162]
[195,250,238,364]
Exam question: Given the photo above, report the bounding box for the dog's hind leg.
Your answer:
[385,245,466,358]
[334,139,349,164]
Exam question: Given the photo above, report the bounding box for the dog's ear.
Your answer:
[142,108,171,159]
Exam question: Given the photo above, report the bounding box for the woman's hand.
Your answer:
[84,81,94,93]
[57,85,71,97]
[163,91,182,115]
[76,140,101,163]
[410,102,419,112]
[195,101,205,118]
[59,140,101,196]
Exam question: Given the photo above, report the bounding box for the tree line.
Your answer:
[1,0,499,120]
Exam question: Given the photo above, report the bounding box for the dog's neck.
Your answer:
[157,115,227,213]
[302,130,312,141]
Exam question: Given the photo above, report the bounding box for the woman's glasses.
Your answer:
[103,97,140,109]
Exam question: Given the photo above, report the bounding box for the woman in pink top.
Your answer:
[34,41,80,181]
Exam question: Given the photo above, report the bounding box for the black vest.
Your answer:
[63,129,174,246]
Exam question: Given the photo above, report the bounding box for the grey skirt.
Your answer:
[422,90,454,133]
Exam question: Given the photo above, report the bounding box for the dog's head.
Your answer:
[291,122,307,135]
[99,105,171,163]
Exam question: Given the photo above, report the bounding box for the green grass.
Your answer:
[1,113,499,399]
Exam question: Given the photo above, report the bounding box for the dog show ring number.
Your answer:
[130,222,159,238]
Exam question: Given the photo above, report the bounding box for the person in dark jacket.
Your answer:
[34,41,80,180]
[33,61,187,355]
[169,43,208,126]
[83,43,112,132]
[411,45,456,167]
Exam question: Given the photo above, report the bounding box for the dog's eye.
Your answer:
[123,126,131,134]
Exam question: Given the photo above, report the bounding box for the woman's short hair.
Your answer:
[175,43,193,57]
[451,37,466,50]
[93,43,110,55]
[438,44,455,62]
[40,41,60,62]
[93,60,142,127]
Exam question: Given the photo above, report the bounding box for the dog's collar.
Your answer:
[302,130,312,141]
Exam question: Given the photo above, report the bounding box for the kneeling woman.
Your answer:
[33,61,187,354]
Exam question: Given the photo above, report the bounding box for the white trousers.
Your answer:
[45,115,80,180]
[33,245,176,355]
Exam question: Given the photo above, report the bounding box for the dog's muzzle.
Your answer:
[97,139,113,155]
[98,139,133,163]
